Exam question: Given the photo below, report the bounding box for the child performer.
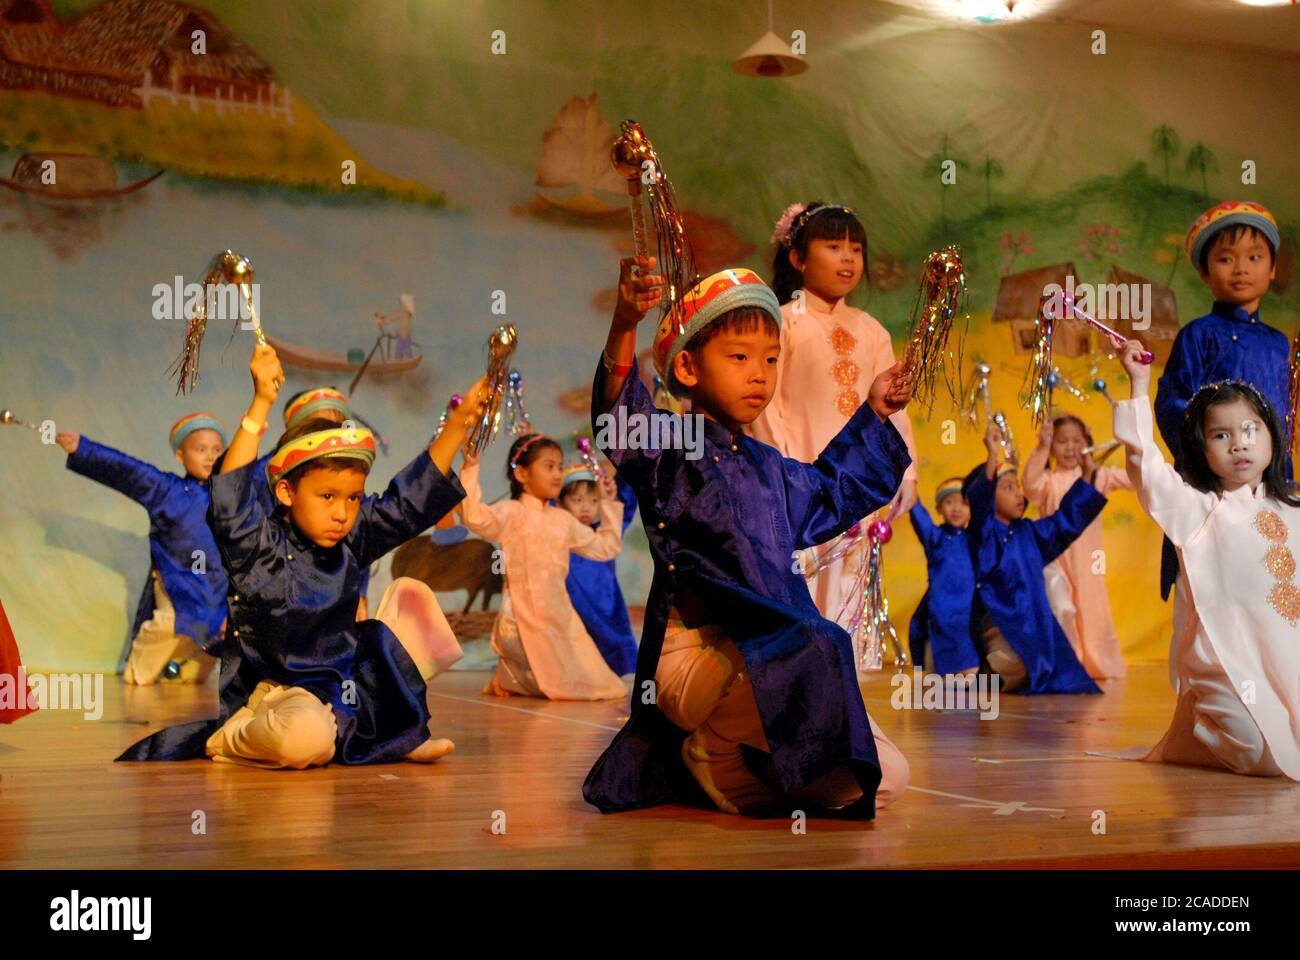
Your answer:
[260,386,373,619]
[560,462,639,676]
[585,257,913,819]
[457,436,628,701]
[907,479,976,678]
[1115,338,1299,780]
[749,202,918,633]
[963,426,1104,694]
[1022,415,1134,680]
[116,344,485,768]
[56,413,228,684]
[1154,202,1287,621]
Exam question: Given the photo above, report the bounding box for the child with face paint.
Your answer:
[1114,338,1300,781]
[1022,414,1135,680]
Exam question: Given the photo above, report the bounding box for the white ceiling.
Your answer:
[879,0,1300,54]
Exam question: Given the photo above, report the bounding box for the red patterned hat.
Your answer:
[651,268,781,398]
[266,426,376,487]
[1185,201,1279,268]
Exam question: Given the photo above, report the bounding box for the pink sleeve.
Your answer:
[1023,464,1051,508]
[1094,464,1135,495]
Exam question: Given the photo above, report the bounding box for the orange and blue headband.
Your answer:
[265,426,376,487]
[169,413,226,451]
[284,388,351,429]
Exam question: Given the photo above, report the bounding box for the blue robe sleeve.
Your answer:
[965,469,996,539]
[1153,324,1201,462]
[782,402,911,549]
[346,450,467,569]
[908,502,942,552]
[590,364,680,492]
[66,437,171,512]
[1026,478,1107,565]
[615,474,638,533]
[208,460,280,584]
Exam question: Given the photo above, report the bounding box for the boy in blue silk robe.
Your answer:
[58,414,229,684]
[116,344,485,767]
[907,480,977,676]
[1154,202,1288,602]
[583,258,914,820]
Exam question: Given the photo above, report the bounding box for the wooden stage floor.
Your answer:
[2,664,1298,869]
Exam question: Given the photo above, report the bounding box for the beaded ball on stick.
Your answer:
[901,246,969,415]
[1,408,42,433]
[504,369,532,437]
[433,393,463,439]
[610,120,697,334]
[575,437,607,482]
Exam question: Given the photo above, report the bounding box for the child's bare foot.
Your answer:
[405,737,455,762]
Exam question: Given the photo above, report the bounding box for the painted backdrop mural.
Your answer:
[1,0,1297,670]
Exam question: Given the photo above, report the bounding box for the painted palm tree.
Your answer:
[1185,143,1218,201]
[924,134,969,232]
[982,155,1004,211]
[1151,124,1180,187]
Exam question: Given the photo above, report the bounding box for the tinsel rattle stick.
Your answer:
[1058,293,1153,364]
[610,120,697,330]
[1,408,43,433]
[169,250,269,395]
[464,325,519,456]
[900,246,969,414]
[1287,328,1300,448]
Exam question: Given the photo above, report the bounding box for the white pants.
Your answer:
[123,572,217,685]
[654,617,909,815]
[205,578,459,770]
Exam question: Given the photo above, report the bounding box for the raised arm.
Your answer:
[455,457,509,542]
[1117,338,1215,547]
[600,255,663,411]
[1027,479,1107,565]
[568,486,624,561]
[1021,423,1054,508]
[908,501,942,552]
[222,343,284,474]
[64,436,171,511]
[784,407,911,549]
[348,449,468,568]
[428,377,488,476]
